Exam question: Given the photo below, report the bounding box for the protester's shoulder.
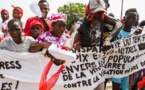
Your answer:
[3,37,12,41]
[42,31,51,36]
[38,31,51,38]
[118,29,126,37]
[1,37,13,43]
[25,36,35,41]
[118,29,124,34]
[131,28,136,32]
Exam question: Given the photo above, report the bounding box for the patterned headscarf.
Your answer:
[50,13,67,23]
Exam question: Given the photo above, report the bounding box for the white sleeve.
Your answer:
[27,36,36,42]
[0,38,8,48]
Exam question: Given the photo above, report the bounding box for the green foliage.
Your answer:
[58,2,86,30]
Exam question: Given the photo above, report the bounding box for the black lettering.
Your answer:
[108,56,113,62]
[85,63,91,70]
[76,72,86,79]
[87,47,92,52]
[9,61,15,69]
[92,47,98,52]
[123,38,131,46]
[82,54,89,62]
[80,64,86,71]
[63,74,73,81]
[0,62,5,69]
[62,70,67,74]
[104,70,123,75]
[114,41,121,48]
[1,83,12,90]
[81,47,87,52]
[65,66,74,74]
[73,65,79,71]
[0,74,4,78]
[64,79,92,88]
[0,61,21,70]
[89,67,101,75]
[133,36,141,43]
[93,75,100,83]
[93,53,98,60]
[15,61,21,69]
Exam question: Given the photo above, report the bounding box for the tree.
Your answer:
[58,2,86,30]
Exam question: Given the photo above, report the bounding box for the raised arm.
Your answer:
[40,17,49,32]
[29,42,50,53]
[103,14,123,41]
[63,23,81,49]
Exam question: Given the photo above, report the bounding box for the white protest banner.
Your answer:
[0,48,104,90]
[104,33,145,78]
[1,33,145,90]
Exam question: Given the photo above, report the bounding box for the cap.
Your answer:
[89,0,106,13]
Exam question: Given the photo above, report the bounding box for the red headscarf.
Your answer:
[25,20,43,36]
[11,5,23,17]
[0,9,9,19]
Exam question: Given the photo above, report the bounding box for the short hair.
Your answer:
[140,20,145,27]
[108,13,114,17]
[38,0,48,4]
[137,13,139,20]
[15,6,23,10]
[125,8,137,15]
[8,19,23,28]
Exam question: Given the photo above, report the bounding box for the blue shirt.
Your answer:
[117,29,135,39]
[111,28,135,90]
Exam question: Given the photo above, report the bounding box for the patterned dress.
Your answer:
[36,31,66,47]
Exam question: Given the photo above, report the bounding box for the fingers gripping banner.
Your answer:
[1,33,145,90]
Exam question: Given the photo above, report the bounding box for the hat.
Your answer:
[50,13,67,23]
[89,0,106,13]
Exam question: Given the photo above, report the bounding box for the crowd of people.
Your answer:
[0,0,145,90]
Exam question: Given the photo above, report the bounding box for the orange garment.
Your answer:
[24,16,52,35]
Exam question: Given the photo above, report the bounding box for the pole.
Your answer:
[120,0,124,19]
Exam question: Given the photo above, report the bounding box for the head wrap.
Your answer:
[11,5,23,17]
[0,9,9,19]
[25,20,43,36]
[50,13,67,23]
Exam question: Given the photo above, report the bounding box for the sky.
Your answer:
[0,0,145,22]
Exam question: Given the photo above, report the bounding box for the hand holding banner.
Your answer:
[48,44,76,65]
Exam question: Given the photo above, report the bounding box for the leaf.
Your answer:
[57,2,86,30]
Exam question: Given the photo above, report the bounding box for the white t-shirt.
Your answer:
[0,36,35,52]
